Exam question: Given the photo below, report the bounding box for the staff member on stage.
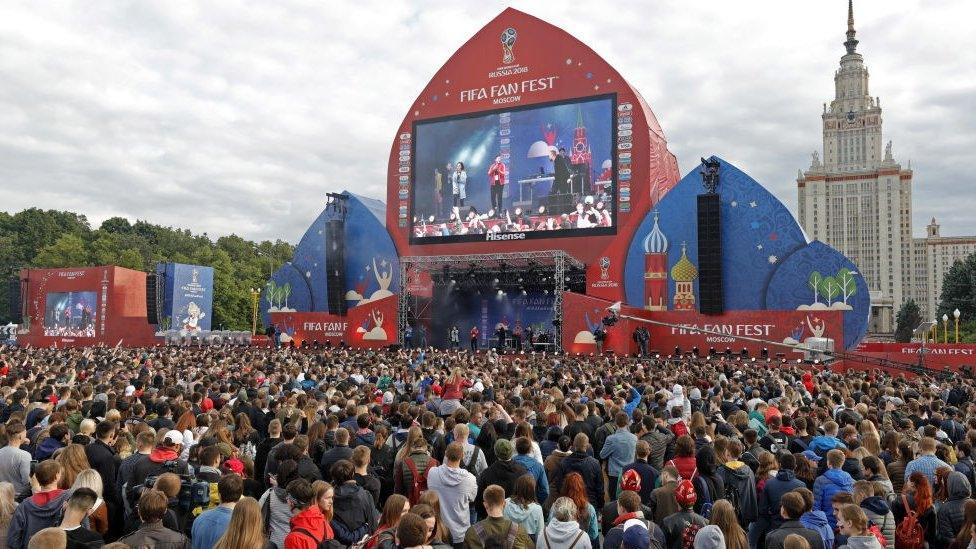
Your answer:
[450,326,460,349]
[487,156,507,216]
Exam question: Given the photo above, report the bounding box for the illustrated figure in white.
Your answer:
[182,302,205,333]
[363,309,388,341]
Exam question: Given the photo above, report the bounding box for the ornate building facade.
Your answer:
[797,1,976,332]
[797,1,912,333]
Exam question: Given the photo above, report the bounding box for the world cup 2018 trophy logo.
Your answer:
[599,256,611,280]
[500,27,517,64]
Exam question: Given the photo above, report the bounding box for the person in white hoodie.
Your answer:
[539,497,592,549]
[666,385,692,421]
[426,441,478,546]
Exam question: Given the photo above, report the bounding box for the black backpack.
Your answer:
[292,527,345,549]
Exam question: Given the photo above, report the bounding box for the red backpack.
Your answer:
[895,494,925,549]
[403,455,437,505]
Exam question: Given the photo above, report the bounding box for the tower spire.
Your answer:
[844,0,859,54]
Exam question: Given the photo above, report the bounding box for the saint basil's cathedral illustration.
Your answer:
[642,212,699,311]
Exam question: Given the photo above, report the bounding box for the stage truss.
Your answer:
[397,251,584,352]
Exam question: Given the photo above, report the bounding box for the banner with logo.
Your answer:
[561,291,845,357]
[269,294,398,348]
[852,342,976,372]
[158,263,214,332]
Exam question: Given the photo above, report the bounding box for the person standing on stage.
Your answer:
[548,147,573,214]
[450,326,460,349]
[487,156,507,217]
[404,323,413,349]
[513,321,523,352]
[633,326,649,358]
[469,325,479,352]
[452,161,467,208]
[495,322,507,352]
[525,325,534,352]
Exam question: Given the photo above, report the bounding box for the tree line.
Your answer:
[0,208,293,331]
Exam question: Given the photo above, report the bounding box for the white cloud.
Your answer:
[0,0,973,241]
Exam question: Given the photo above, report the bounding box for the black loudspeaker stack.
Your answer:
[146,273,159,324]
[697,193,724,314]
[325,218,348,315]
[4,277,20,324]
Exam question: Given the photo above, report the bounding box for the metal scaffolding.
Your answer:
[397,251,584,352]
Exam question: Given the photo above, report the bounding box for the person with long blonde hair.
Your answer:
[417,491,450,544]
[395,426,425,465]
[55,444,90,489]
[213,496,271,549]
[312,480,335,523]
[836,504,883,548]
[70,469,108,535]
[709,499,748,549]
[0,482,16,544]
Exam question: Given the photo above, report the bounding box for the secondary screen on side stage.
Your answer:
[410,94,616,244]
[43,291,97,337]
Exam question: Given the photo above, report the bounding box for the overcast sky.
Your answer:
[1,1,974,243]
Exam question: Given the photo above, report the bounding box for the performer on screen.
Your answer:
[548,147,573,214]
[433,168,443,218]
[487,156,507,217]
[449,325,459,349]
[452,161,467,208]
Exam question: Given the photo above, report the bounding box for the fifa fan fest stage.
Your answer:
[260,9,881,366]
[9,9,974,374]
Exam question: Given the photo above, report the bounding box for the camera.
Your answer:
[143,461,212,513]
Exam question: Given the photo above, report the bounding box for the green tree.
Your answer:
[937,253,976,322]
[99,216,132,234]
[895,298,923,343]
[33,234,89,267]
[117,248,145,270]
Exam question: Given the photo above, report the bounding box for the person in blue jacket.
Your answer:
[796,487,835,549]
[812,449,855,531]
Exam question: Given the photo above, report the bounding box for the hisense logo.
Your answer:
[486,232,526,241]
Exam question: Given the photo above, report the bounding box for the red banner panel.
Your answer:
[561,292,844,357]
[851,342,976,372]
[269,295,398,349]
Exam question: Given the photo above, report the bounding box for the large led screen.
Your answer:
[43,291,97,337]
[410,95,616,244]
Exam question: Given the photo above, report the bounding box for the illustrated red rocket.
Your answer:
[643,212,668,310]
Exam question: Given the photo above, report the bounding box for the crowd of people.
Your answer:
[1,343,976,549]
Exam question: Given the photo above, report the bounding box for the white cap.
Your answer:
[164,430,184,445]
[124,386,135,397]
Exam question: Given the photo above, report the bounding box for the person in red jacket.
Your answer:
[666,435,698,481]
[284,479,330,549]
[487,156,507,216]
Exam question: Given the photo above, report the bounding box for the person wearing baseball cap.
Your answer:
[129,429,189,498]
[661,479,707,548]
